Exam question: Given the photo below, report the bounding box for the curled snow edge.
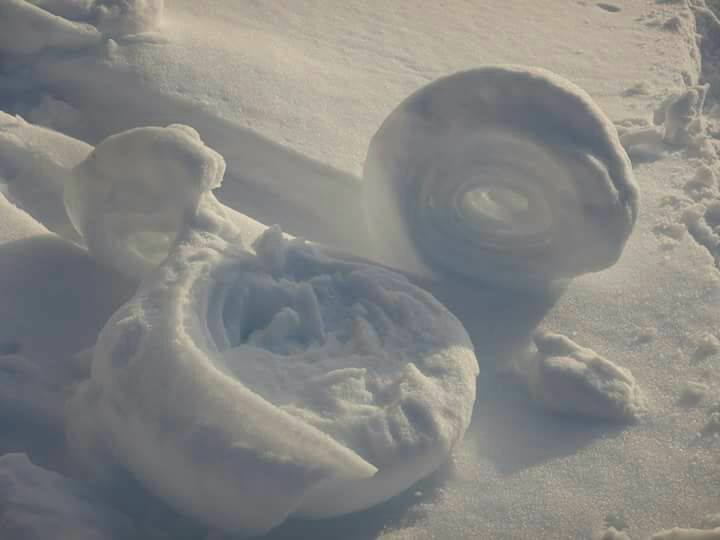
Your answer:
[65,125,479,535]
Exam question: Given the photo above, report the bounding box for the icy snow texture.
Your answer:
[0,453,134,539]
[65,126,478,535]
[524,332,645,421]
[363,66,638,288]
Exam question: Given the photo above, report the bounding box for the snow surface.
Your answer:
[0,452,134,539]
[0,0,719,539]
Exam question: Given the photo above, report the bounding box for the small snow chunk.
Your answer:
[678,381,709,407]
[685,166,718,201]
[252,224,287,276]
[655,86,710,147]
[526,332,646,421]
[619,126,667,162]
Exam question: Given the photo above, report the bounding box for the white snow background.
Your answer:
[1,0,720,539]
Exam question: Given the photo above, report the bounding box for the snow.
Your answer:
[64,124,226,278]
[0,453,134,539]
[650,529,720,540]
[0,0,100,56]
[363,66,638,288]
[519,331,646,421]
[67,217,477,534]
[0,0,719,538]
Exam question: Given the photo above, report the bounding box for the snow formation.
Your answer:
[524,331,645,422]
[364,66,638,288]
[64,125,478,535]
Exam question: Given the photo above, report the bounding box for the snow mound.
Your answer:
[64,124,225,278]
[0,0,101,56]
[0,453,134,539]
[525,331,645,421]
[363,65,638,288]
[0,112,91,241]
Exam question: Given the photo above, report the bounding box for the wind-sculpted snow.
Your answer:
[64,125,478,535]
[0,112,91,241]
[0,0,101,56]
[0,453,134,539]
[364,66,639,288]
[0,0,163,57]
[64,124,226,278]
